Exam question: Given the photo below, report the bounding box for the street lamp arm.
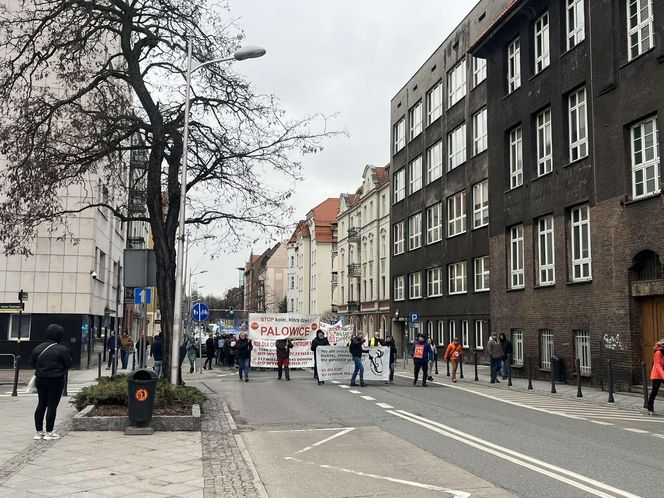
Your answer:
[190,56,234,73]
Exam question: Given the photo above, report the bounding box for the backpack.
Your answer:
[413,343,425,360]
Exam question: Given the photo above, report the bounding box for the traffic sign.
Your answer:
[191,302,209,323]
[410,312,420,323]
[134,288,152,305]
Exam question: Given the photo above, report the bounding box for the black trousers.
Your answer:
[204,354,214,369]
[35,376,65,432]
[648,379,662,411]
[107,349,115,368]
[414,362,428,385]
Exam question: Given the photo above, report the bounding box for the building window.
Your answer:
[461,320,470,348]
[475,321,485,350]
[631,116,660,199]
[408,213,422,250]
[290,276,295,289]
[426,141,443,184]
[394,276,405,301]
[512,329,524,366]
[537,215,555,285]
[408,156,423,194]
[393,221,405,255]
[448,123,467,171]
[427,267,443,297]
[568,88,588,162]
[534,12,550,74]
[393,168,405,203]
[570,204,592,281]
[473,108,488,155]
[447,190,467,237]
[409,272,422,299]
[509,224,525,289]
[575,330,592,375]
[509,127,523,189]
[448,321,456,345]
[427,81,443,125]
[8,314,31,340]
[426,203,442,244]
[409,101,423,140]
[448,261,467,295]
[567,0,586,50]
[447,58,467,108]
[472,180,489,229]
[437,321,445,345]
[507,38,521,93]
[627,0,654,60]
[394,118,405,154]
[427,320,434,339]
[534,109,553,177]
[96,248,107,282]
[540,329,554,369]
[474,256,490,292]
[472,56,487,87]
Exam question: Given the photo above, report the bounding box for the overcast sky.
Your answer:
[189,0,478,297]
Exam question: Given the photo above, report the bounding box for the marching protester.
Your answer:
[105,331,118,370]
[349,332,368,387]
[488,333,502,383]
[427,337,436,381]
[120,330,134,370]
[647,338,664,415]
[499,332,513,380]
[368,331,383,347]
[311,330,330,385]
[411,333,433,387]
[276,338,294,381]
[150,332,164,378]
[203,333,216,370]
[236,331,253,382]
[136,333,148,368]
[444,337,462,383]
[385,335,397,384]
[29,324,72,441]
[186,336,198,373]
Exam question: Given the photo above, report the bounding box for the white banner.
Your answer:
[250,339,314,368]
[326,325,354,346]
[315,346,389,382]
[248,313,320,341]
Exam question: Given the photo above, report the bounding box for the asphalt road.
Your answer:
[199,368,663,498]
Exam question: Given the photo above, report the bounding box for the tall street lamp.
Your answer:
[171,42,266,385]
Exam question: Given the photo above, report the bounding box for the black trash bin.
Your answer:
[127,368,158,426]
[552,356,565,383]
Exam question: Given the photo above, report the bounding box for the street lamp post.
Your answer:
[170,42,266,385]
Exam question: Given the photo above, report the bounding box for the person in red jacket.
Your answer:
[647,339,664,414]
[444,338,463,383]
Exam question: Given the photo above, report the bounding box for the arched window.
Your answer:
[633,250,664,280]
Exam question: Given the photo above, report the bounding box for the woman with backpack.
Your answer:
[29,324,72,441]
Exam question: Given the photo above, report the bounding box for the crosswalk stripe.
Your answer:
[361,396,375,401]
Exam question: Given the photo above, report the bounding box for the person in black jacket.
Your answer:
[499,333,513,380]
[385,335,398,384]
[29,324,72,441]
[276,338,294,380]
[310,330,330,385]
[203,334,216,370]
[236,332,253,382]
[150,333,164,378]
[349,333,368,387]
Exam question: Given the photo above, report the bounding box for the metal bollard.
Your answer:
[550,357,557,394]
[132,352,136,370]
[446,358,450,377]
[12,355,20,397]
[507,354,513,386]
[641,361,649,409]
[97,352,102,380]
[474,352,479,381]
[527,356,533,390]
[459,354,464,379]
[435,356,439,375]
[607,359,615,403]
[576,358,582,398]
[62,370,68,397]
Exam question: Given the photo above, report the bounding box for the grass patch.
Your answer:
[71,374,206,411]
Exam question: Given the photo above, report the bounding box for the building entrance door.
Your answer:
[641,296,664,382]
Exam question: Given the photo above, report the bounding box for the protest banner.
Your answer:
[326,325,354,346]
[248,313,320,368]
[315,346,389,381]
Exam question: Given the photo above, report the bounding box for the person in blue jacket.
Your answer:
[410,333,433,387]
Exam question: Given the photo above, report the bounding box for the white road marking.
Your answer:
[339,385,350,389]
[375,402,394,409]
[266,428,351,433]
[284,456,470,497]
[349,390,361,394]
[623,428,650,434]
[590,420,614,426]
[388,409,639,498]
[360,395,376,401]
[330,380,340,384]
[293,427,355,455]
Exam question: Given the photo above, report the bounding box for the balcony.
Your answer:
[347,263,361,278]
[347,227,361,241]
[347,301,360,312]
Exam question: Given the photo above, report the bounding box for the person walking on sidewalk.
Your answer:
[647,339,664,415]
[444,338,463,383]
[385,335,397,384]
[150,333,164,378]
[488,334,502,383]
[350,333,368,387]
[276,338,293,380]
[311,330,330,385]
[411,334,433,387]
[499,333,513,380]
[203,334,216,370]
[427,338,436,381]
[136,333,148,368]
[186,337,198,373]
[120,331,134,370]
[105,332,118,370]
[29,324,72,441]
[236,332,253,382]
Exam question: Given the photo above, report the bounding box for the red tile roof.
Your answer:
[310,198,340,244]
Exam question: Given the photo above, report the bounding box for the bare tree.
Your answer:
[0,1,336,380]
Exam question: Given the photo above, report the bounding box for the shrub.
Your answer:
[71,375,206,411]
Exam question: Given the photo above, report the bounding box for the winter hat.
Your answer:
[45,324,64,343]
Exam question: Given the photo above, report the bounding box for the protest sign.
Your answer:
[248,313,319,368]
[315,346,389,381]
[250,339,314,368]
[326,325,354,346]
